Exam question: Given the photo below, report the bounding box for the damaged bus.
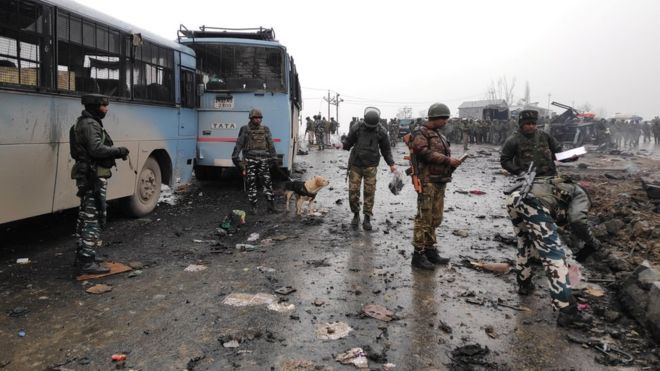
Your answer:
[177,26,302,179]
[0,0,197,224]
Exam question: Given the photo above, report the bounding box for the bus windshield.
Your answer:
[194,44,285,93]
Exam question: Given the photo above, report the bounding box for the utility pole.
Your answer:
[323,91,343,122]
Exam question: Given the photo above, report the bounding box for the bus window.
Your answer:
[180,68,195,108]
[0,0,51,88]
[132,40,174,103]
[57,12,125,96]
[194,44,285,93]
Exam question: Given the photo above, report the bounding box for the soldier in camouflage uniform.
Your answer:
[460,118,469,151]
[305,116,315,145]
[388,118,399,148]
[314,115,325,150]
[501,109,597,327]
[342,107,396,230]
[232,108,279,214]
[408,103,464,270]
[70,94,129,274]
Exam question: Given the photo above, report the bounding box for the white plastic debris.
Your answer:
[257,266,276,273]
[235,244,257,251]
[184,264,207,272]
[247,233,260,242]
[315,322,353,340]
[222,293,277,307]
[16,258,30,264]
[158,185,178,205]
[223,340,239,348]
[267,302,296,313]
[335,347,368,369]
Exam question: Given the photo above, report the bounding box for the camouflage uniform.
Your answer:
[343,122,394,217]
[69,95,128,273]
[410,123,453,253]
[501,110,600,311]
[305,117,315,145]
[461,120,469,150]
[388,119,399,148]
[314,116,325,150]
[232,113,277,208]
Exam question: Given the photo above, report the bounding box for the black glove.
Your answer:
[575,245,596,262]
[117,147,129,160]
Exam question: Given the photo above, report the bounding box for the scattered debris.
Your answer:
[449,344,493,370]
[464,260,511,274]
[219,210,246,234]
[312,299,325,307]
[17,329,25,337]
[16,258,30,264]
[452,229,469,238]
[111,354,127,362]
[247,233,260,242]
[493,232,516,246]
[437,320,452,334]
[85,284,113,294]
[267,302,296,313]
[469,189,486,195]
[184,264,207,272]
[362,304,395,322]
[223,340,240,348]
[257,266,276,273]
[127,261,144,269]
[7,307,29,318]
[275,286,296,295]
[316,322,353,340]
[484,325,497,339]
[236,243,257,251]
[305,258,331,268]
[271,235,289,241]
[335,347,368,369]
[260,238,273,247]
[222,293,277,307]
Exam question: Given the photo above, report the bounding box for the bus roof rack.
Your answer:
[178,25,276,41]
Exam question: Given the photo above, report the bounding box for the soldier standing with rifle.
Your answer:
[501,109,600,327]
[69,94,129,274]
[406,103,464,270]
[342,107,396,230]
[232,108,279,214]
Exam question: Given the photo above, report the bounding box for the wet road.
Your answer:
[1,143,607,370]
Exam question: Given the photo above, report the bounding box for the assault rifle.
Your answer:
[504,162,537,207]
[402,133,422,193]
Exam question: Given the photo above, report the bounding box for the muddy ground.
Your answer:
[1,142,658,370]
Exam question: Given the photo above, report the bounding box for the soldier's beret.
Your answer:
[81,94,109,106]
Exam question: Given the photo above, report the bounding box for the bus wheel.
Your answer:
[125,156,161,217]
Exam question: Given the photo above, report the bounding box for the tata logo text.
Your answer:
[211,123,237,129]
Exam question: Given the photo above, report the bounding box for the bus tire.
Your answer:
[125,156,161,217]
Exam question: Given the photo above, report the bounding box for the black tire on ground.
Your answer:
[124,156,161,217]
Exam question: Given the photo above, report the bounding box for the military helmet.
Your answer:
[427,103,450,119]
[249,108,263,119]
[363,106,381,128]
[81,94,109,106]
[518,110,539,125]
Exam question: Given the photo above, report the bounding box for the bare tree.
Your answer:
[485,75,516,105]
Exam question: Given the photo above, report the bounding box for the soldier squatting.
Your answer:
[69,94,606,327]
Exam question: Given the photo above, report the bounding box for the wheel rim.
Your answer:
[139,168,157,203]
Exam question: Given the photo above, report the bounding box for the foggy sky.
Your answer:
[83,0,660,132]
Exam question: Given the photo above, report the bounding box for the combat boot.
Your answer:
[351,213,360,229]
[425,248,450,265]
[74,249,110,275]
[267,200,280,214]
[557,302,593,328]
[411,251,435,271]
[517,279,535,296]
[362,215,372,231]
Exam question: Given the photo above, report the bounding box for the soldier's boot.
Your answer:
[267,200,280,214]
[362,215,372,231]
[425,248,450,265]
[74,248,110,274]
[351,213,360,229]
[411,251,435,271]
[517,279,535,296]
[557,302,593,328]
[571,223,602,262]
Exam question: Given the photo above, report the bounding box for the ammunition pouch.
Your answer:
[96,166,112,179]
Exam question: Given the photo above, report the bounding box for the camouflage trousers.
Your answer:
[348,166,377,217]
[413,182,445,252]
[75,178,107,259]
[507,191,572,310]
[315,131,325,150]
[246,158,273,205]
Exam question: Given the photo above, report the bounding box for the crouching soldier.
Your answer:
[501,109,600,327]
[70,94,129,274]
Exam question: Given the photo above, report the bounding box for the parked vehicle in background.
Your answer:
[178,26,302,179]
[0,0,197,224]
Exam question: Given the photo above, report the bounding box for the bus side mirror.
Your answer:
[196,83,205,96]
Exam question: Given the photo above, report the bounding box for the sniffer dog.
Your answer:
[284,175,330,215]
